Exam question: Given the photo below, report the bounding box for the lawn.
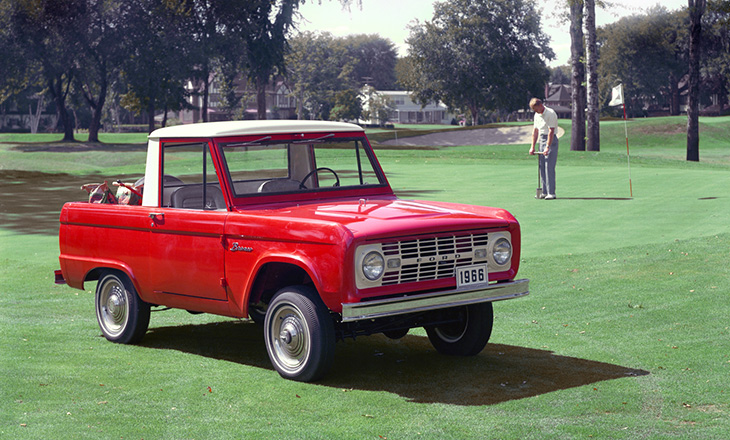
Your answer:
[1,116,729,439]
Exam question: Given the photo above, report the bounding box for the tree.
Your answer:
[404,0,553,125]
[569,0,586,151]
[73,0,126,142]
[687,0,707,162]
[246,0,360,120]
[585,0,599,151]
[701,0,730,114]
[286,31,354,120]
[245,0,300,120]
[330,89,362,122]
[549,65,571,85]
[597,8,686,118]
[343,34,398,90]
[6,0,87,141]
[120,0,195,132]
[180,0,263,123]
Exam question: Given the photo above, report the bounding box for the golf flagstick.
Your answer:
[610,84,632,197]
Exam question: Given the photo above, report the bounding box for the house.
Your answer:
[0,95,57,133]
[544,83,572,119]
[173,77,298,123]
[361,89,454,125]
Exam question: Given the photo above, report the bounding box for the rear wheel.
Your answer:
[95,271,150,344]
[425,302,493,356]
[264,286,335,382]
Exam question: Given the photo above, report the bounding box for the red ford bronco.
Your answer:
[56,120,528,381]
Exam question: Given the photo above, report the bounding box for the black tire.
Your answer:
[425,302,493,356]
[263,286,335,382]
[95,271,151,344]
[248,304,267,326]
[383,328,409,340]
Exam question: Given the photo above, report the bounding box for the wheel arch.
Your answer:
[81,264,141,296]
[244,259,318,315]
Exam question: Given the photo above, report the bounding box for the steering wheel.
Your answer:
[299,167,340,189]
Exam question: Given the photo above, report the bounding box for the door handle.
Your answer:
[149,212,164,227]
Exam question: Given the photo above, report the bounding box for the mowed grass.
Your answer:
[1,116,729,439]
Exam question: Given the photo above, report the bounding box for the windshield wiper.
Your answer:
[225,136,272,147]
[293,134,335,144]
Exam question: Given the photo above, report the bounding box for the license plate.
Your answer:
[456,264,488,288]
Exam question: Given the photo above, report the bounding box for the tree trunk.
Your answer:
[687,0,705,162]
[48,74,75,142]
[29,95,44,134]
[201,72,210,122]
[256,77,267,120]
[669,73,680,116]
[469,103,480,126]
[147,100,156,134]
[87,73,107,143]
[585,0,600,151]
[570,0,586,151]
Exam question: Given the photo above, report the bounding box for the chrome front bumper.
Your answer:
[341,278,529,322]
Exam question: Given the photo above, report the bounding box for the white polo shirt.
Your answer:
[534,106,558,135]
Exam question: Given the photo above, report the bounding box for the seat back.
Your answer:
[258,179,301,193]
[171,185,226,210]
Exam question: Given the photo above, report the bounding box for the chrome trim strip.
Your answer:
[341,278,529,322]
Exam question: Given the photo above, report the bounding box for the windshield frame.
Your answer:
[212,130,393,206]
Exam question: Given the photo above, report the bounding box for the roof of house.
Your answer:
[546,84,571,103]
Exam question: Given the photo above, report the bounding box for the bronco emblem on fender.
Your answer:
[229,242,253,252]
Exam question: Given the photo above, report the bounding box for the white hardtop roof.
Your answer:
[149,120,364,140]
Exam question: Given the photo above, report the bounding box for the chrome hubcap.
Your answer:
[269,305,309,373]
[98,279,129,337]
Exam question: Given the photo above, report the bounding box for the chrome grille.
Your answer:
[380,232,489,285]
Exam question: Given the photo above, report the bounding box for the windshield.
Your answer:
[218,135,388,198]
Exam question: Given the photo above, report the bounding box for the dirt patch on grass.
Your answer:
[9,142,146,153]
[0,170,141,235]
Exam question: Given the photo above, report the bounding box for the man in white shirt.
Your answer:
[528,98,559,199]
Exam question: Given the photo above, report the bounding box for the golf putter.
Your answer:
[535,156,542,199]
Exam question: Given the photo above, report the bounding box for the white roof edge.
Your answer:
[148,120,364,140]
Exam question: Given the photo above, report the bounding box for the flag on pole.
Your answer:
[609,84,624,106]
[610,83,633,197]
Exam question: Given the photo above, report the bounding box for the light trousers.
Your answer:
[538,134,558,196]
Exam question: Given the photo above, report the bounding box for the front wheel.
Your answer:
[264,286,335,382]
[425,302,493,356]
[95,271,150,344]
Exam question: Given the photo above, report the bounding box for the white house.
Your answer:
[362,89,454,125]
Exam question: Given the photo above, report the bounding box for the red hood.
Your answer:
[235,196,517,241]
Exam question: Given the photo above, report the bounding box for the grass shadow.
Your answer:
[557,197,633,201]
[141,320,648,406]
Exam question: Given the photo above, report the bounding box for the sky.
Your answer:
[296,0,690,67]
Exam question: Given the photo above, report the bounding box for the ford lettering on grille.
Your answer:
[381,232,489,285]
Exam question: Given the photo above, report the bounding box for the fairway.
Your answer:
[1,117,729,439]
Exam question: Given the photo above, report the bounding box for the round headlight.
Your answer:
[362,251,385,281]
[492,238,512,266]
